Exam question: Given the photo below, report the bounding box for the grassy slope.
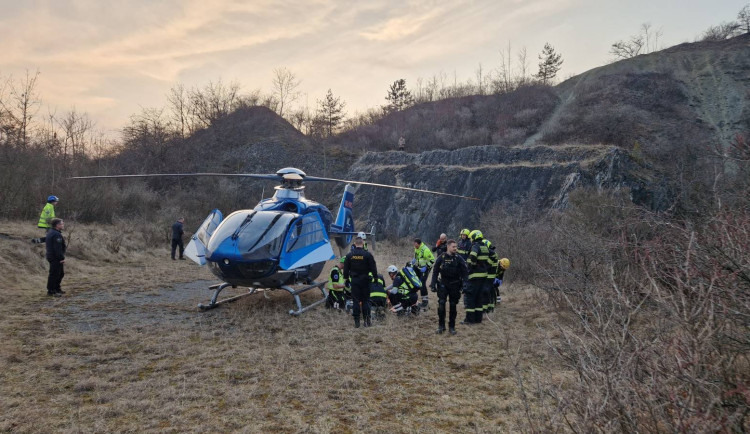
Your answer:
[0,220,566,432]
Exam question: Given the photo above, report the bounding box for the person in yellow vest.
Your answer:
[326,257,347,310]
[412,238,435,309]
[33,195,59,244]
[369,272,388,320]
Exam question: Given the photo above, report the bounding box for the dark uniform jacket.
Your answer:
[343,247,378,282]
[457,237,472,259]
[430,252,468,287]
[45,229,66,261]
[171,221,184,240]
[432,239,447,257]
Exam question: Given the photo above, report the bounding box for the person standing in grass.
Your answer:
[33,195,59,243]
[45,218,66,297]
[171,217,185,260]
[430,239,468,335]
[343,235,378,328]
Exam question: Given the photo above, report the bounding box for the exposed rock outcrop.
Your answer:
[347,145,665,239]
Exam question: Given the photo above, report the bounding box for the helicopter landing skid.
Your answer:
[283,281,327,316]
[197,281,328,315]
[198,283,260,310]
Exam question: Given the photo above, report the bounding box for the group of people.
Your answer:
[328,230,510,334]
[32,195,67,297]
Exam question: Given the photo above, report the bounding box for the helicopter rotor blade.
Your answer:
[304,176,479,200]
[70,173,281,181]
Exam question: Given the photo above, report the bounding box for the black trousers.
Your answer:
[415,267,431,297]
[350,276,370,320]
[437,281,462,328]
[171,238,184,259]
[47,260,64,294]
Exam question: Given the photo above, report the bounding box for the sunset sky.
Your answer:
[0,0,746,136]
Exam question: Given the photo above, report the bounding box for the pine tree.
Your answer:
[315,89,346,137]
[384,79,414,114]
[535,43,564,85]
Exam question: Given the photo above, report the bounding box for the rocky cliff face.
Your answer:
[346,145,663,240]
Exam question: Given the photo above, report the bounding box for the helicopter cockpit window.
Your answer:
[235,211,296,260]
[285,214,326,253]
[197,209,223,246]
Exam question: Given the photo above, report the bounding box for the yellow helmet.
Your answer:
[460,228,470,236]
[469,230,483,241]
[500,258,510,269]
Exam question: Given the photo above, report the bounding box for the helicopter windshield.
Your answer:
[208,210,296,260]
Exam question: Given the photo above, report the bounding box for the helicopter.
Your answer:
[72,167,477,315]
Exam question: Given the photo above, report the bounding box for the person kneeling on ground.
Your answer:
[326,257,347,309]
[369,272,388,320]
[385,265,420,316]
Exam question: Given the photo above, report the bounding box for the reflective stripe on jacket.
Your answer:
[414,243,435,268]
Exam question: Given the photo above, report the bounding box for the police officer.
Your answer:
[171,217,185,260]
[326,257,347,309]
[45,218,66,297]
[463,230,490,324]
[344,235,378,328]
[430,239,468,335]
[412,238,435,309]
[456,229,472,260]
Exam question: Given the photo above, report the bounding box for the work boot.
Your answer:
[47,292,61,297]
[179,257,186,260]
[436,326,445,334]
[364,316,371,327]
[420,299,429,309]
[57,290,65,294]
[354,317,360,328]
[449,327,457,335]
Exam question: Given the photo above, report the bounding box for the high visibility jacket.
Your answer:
[369,273,387,298]
[467,239,490,280]
[414,243,435,268]
[327,267,345,292]
[484,239,499,279]
[37,203,55,228]
[457,237,472,259]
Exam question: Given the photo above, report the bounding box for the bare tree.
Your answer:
[188,79,241,129]
[701,21,742,41]
[166,83,190,138]
[611,23,663,60]
[739,4,750,33]
[0,70,41,148]
[474,63,486,95]
[271,67,301,118]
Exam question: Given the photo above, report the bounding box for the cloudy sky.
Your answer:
[0,0,746,135]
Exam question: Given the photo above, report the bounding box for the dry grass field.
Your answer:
[0,220,568,433]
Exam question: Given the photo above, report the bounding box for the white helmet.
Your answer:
[357,231,366,240]
[387,265,398,274]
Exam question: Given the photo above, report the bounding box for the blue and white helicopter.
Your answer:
[73,167,476,315]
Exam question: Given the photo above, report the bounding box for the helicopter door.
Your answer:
[279,213,335,270]
[184,209,223,265]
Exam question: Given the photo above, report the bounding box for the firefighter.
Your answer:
[33,195,59,244]
[385,265,420,315]
[482,238,499,314]
[463,230,490,324]
[369,273,388,320]
[493,258,511,306]
[343,235,378,328]
[326,257,347,309]
[456,229,472,260]
[412,238,435,309]
[430,239,468,335]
